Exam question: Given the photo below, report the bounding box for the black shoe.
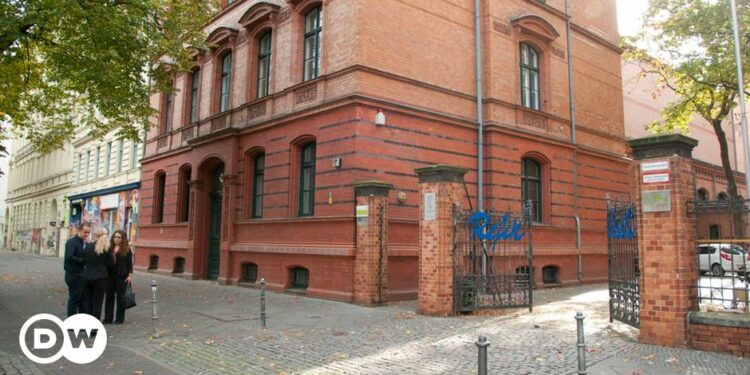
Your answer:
[102,320,113,324]
[114,320,124,324]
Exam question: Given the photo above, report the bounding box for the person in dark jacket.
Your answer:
[103,229,134,324]
[82,228,112,320]
[64,222,91,317]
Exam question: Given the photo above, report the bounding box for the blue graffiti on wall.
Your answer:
[607,206,635,240]
[468,211,526,242]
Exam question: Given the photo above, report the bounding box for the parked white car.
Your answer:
[698,243,749,277]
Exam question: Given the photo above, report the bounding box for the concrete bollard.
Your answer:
[476,335,489,375]
[260,278,267,329]
[151,279,159,338]
[576,311,586,375]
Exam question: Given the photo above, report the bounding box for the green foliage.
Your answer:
[625,0,749,198]
[0,0,219,152]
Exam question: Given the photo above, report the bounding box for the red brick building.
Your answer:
[136,0,630,301]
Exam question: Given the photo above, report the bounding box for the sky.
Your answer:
[617,0,650,37]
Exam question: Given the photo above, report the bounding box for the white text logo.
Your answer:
[19,313,107,364]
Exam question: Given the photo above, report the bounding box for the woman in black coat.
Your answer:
[82,228,112,320]
[103,229,134,324]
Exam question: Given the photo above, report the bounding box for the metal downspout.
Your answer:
[475,0,487,278]
[565,0,582,283]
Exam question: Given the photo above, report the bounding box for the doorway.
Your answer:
[207,164,224,280]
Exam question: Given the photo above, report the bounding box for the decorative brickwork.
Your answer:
[416,165,468,316]
[688,316,750,357]
[353,181,392,305]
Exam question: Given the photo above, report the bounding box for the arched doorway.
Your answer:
[206,164,224,280]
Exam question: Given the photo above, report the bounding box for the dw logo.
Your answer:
[18,314,107,364]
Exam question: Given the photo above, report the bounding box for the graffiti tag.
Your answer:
[607,206,635,240]
[468,211,526,242]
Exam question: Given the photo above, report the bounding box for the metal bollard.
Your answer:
[151,280,159,338]
[476,335,489,375]
[260,278,267,329]
[576,312,586,375]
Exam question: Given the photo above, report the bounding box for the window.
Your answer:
[709,225,720,239]
[149,255,159,270]
[299,143,316,216]
[86,151,91,181]
[542,266,559,284]
[244,263,258,283]
[189,69,200,123]
[154,171,166,224]
[178,166,192,222]
[718,192,728,201]
[130,142,138,169]
[697,188,708,201]
[117,140,124,173]
[257,32,272,98]
[303,6,322,81]
[251,153,265,218]
[173,257,185,274]
[95,147,100,178]
[520,43,540,110]
[164,88,174,133]
[104,142,111,176]
[220,53,232,112]
[521,157,542,222]
[290,267,309,289]
[78,154,83,183]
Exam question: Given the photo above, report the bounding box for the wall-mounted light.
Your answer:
[375,109,386,126]
[333,157,342,168]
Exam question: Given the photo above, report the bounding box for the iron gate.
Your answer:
[606,195,640,328]
[452,205,533,313]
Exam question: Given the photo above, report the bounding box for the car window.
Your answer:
[722,247,744,255]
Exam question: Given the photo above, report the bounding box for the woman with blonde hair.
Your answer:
[103,229,134,324]
[82,228,113,320]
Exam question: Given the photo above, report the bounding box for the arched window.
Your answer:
[697,188,708,201]
[718,192,728,201]
[178,165,192,222]
[521,157,542,222]
[219,52,232,112]
[257,32,272,98]
[251,152,265,218]
[244,263,258,283]
[162,81,174,133]
[290,267,309,290]
[303,6,322,81]
[520,43,540,110]
[189,69,201,123]
[299,142,316,216]
[153,171,166,224]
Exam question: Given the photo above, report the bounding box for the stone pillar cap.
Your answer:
[415,165,469,183]
[627,134,698,160]
[354,180,393,197]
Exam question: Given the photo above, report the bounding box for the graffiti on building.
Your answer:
[81,189,140,242]
[468,211,526,243]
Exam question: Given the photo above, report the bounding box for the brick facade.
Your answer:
[137,0,629,302]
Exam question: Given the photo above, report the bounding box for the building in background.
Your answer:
[68,130,143,244]
[5,139,73,256]
[137,0,629,300]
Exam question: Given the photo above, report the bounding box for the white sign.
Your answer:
[355,205,369,218]
[99,193,119,210]
[642,173,670,184]
[641,160,669,172]
[424,193,436,221]
[19,313,107,364]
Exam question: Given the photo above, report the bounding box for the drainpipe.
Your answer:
[565,0,582,283]
[474,0,487,278]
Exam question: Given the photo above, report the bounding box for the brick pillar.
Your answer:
[353,181,392,305]
[184,180,203,280]
[218,174,238,285]
[415,165,468,316]
[628,134,699,347]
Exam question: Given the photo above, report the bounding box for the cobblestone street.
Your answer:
[1,251,748,374]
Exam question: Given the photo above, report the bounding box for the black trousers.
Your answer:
[104,275,128,323]
[65,272,85,317]
[82,278,108,320]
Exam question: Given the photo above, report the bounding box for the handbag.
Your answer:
[124,282,137,310]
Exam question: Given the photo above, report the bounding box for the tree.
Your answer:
[0,0,219,152]
[626,0,749,202]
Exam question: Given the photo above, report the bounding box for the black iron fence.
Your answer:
[452,206,533,313]
[688,198,750,313]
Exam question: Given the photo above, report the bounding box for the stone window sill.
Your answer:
[689,311,750,329]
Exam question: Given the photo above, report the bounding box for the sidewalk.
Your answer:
[1,250,748,374]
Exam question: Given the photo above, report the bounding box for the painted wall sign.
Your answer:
[468,211,526,242]
[424,193,436,221]
[642,190,671,212]
[641,160,669,172]
[642,173,670,184]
